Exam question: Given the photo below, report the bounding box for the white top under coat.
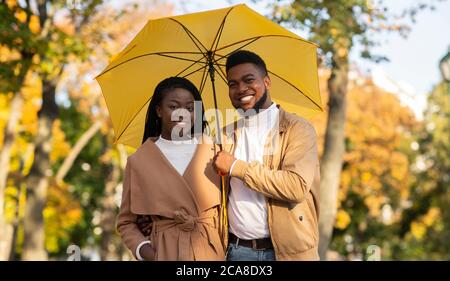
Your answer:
[228,103,280,240]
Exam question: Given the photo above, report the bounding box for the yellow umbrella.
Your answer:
[96,3,323,149]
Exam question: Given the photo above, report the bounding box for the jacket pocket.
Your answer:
[290,195,319,247]
[269,198,318,254]
[293,195,319,244]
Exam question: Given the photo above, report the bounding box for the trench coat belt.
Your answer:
[151,208,218,260]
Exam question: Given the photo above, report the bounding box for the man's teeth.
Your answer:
[240,96,253,103]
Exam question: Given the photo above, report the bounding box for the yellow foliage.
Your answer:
[0,95,11,145]
[4,184,19,222]
[311,76,417,223]
[335,209,351,229]
[422,207,441,227]
[410,221,427,240]
[19,73,42,136]
[14,10,27,23]
[364,195,385,218]
[361,172,372,184]
[44,182,82,253]
[337,47,348,58]
[29,15,41,34]
[6,0,17,9]
[50,119,71,163]
[0,45,22,62]
[20,98,38,128]
[391,161,408,184]
[407,207,441,241]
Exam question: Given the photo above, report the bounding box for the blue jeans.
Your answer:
[226,242,276,261]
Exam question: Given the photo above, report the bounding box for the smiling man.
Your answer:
[212,50,321,261]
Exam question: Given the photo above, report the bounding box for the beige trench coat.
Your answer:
[117,135,225,261]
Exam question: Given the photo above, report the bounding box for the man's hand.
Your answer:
[212,151,236,176]
[139,243,156,261]
[137,215,152,237]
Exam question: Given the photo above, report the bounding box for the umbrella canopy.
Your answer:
[96,4,323,149]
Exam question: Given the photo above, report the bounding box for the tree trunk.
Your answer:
[0,50,32,260]
[0,93,24,261]
[21,79,59,260]
[99,142,122,261]
[318,54,349,260]
[55,119,103,183]
[99,163,121,260]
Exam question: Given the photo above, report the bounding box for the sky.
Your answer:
[353,0,450,94]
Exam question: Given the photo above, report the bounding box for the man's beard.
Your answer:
[234,88,269,115]
[253,88,268,113]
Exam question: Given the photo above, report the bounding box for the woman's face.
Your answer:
[156,87,196,139]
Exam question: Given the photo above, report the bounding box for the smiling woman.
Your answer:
[142,77,208,142]
[116,76,226,261]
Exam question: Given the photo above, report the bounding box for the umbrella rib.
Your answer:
[115,98,151,144]
[215,34,315,54]
[210,5,236,52]
[169,18,208,58]
[157,51,205,55]
[97,52,205,77]
[181,64,208,79]
[214,37,261,63]
[173,56,208,77]
[212,64,228,85]
[156,53,207,64]
[268,70,323,111]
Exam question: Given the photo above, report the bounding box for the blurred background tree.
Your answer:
[0,0,173,260]
[263,0,447,259]
[391,52,449,260]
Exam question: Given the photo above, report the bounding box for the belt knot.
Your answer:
[173,209,196,232]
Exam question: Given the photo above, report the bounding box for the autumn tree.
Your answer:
[41,1,173,260]
[266,0,446,259]
[393,66,449,260]
[0,0,105,260]
[0,0,44,260]
[311,71,420,260]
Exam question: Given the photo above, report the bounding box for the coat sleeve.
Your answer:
[116,160,148,259]
[230,120,319,204]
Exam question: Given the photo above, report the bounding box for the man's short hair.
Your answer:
[225,50,268,76]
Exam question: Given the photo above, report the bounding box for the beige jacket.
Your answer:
[116,135,225,261]
[221,105,320,260]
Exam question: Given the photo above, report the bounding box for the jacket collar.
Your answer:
[223,104,290,141]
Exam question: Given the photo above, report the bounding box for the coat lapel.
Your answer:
[182,136,221,212]
[129,139,200,217]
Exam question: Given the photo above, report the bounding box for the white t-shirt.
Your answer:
[228,103,279,240]
[154,136,198,175]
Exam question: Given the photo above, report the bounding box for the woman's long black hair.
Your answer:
[142,77,208,144]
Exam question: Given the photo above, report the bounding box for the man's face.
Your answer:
[227,63,271,111]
